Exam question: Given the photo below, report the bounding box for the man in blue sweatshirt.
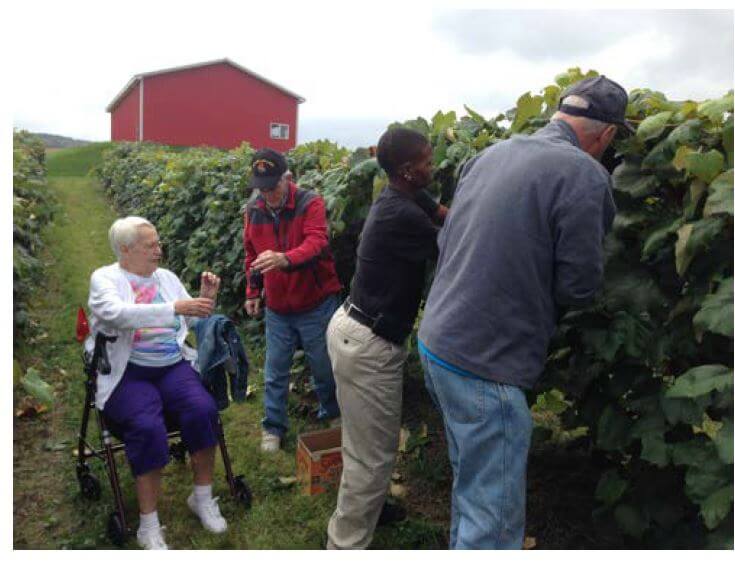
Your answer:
[417,76,632,549]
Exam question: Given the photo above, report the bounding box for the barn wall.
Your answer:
[142,63,299,150]
[111,81,140,142]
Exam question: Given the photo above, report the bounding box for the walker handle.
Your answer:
[92,332,117,375]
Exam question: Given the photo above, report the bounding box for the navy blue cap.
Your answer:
[559,75,635,134]
[249,148,287,191]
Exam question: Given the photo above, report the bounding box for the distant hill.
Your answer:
[32,132,91,149]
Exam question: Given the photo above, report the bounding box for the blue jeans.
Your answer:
[262,295,341,437]
[419,349,533,550]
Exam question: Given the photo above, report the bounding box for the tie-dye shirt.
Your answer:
[125,271,182,367]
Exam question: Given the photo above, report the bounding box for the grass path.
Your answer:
[14,171,121,548]
[13,146,448,549]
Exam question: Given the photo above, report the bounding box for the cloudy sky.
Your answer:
[9,2,734,148]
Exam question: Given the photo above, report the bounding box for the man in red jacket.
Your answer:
[244,148,342,452]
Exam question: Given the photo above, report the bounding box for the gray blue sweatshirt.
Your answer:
[418,120,616,389]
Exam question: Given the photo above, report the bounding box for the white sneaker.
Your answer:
[261,430,281,453]
[136,525,169,550]
[187,493,227,534]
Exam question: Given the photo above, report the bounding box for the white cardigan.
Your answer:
[86,263,198,410]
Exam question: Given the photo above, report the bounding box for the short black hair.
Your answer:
[376,127,430,178]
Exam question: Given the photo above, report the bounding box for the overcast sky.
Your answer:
[9,3,734,149]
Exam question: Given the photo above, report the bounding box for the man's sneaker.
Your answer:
[377,502,407,526]
[187,493,227,534]
[328,416,342,428]
[136,525,169,549]
[261,430,281,452]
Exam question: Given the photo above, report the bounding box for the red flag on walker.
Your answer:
[76,307,90,343]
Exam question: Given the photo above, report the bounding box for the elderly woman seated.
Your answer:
[87,216,226,549]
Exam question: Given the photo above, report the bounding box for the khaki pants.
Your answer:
[326,306,408,549]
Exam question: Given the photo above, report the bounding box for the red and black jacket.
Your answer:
[244,182,342,314]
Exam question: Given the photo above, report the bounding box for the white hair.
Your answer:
[559,94,590,110]
[552,101,610,136]
[109,216,154,259]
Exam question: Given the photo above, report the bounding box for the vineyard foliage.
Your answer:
[13,131,56,341]
[95,68,733,547]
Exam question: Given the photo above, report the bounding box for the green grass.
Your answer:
[46,143,114,177]
[14,146,448,549]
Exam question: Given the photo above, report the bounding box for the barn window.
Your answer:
[270,123,290,140]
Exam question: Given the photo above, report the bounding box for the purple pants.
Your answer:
[103,360,218,477]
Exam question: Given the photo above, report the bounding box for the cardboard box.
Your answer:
[296,426,342,496]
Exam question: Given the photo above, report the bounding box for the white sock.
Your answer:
[139,510,160,531]
[194,484,213,503]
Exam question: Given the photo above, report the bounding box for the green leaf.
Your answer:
[712,388,733,412]
[431,111,457,136]
[446,142,472,164]
[697,92,734,124]
[394,117,430,137]
[673,145,694,171]
[714,418,733,465]
[602,268,667,314]
[703,170,733,217]
[612,162,659,198]
[372,172,388,201]
[660,395,708,426]
[511,92,544,133]
[533,389,570,415]
[700,485,733,530]
[722,116,733,168]
[641,217,683,259]
[630,407,666,433]
[668,119,703,147]
[670,439,720,467]
[675,217,726,276]
[472,130,494,151]
[597,405,633,451]
[595,470,629,505]
[693,277,734,339]
[683,179,709,221]
[612,312,653,359]
[331,220,345,235]
[641,138,675,170]
[666,364,733,399]
[628,88,677,115]
[20,367,54,407]
[614,504,649,538]
[555,71,573,89]
[640,433,669,467]
[684,149,725,184]
[613,210,650,231]
[636,111,673,141]
[555,67,598,89]
[542,85,561,115]
[686,466,730,503]
[692,412,723,440]
[13,359,23,387]
[581,328,623,363]
[677,102,699,120]
[463,105,486,125]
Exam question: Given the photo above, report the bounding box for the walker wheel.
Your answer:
[233,475,253,509]
[78,472,101,501]
[107,511,127,547]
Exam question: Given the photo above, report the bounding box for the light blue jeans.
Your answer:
[262,295,341,438]
[419,349,533,550]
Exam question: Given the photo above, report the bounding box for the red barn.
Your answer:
[106,58,305,150]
